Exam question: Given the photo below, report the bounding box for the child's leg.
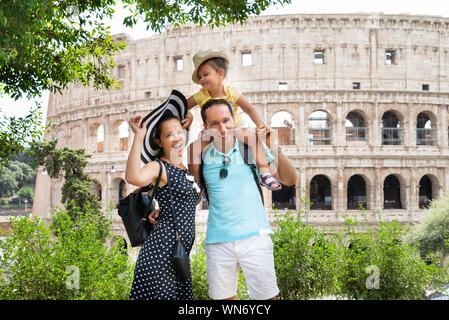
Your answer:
[234,128,281,190]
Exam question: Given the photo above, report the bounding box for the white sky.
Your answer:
[2,0,449,121]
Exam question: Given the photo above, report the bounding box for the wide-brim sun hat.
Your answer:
[191,50,230,84]
[140,90,188,164]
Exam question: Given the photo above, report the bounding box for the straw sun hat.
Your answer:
[140,90,188,163]
[191,50,230,84]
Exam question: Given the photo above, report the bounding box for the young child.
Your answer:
[183,50,281,191]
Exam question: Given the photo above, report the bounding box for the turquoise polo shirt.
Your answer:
[202,138,275,244]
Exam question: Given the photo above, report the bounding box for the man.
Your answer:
[195,98,297,300]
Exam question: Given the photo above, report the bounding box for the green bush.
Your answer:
[337,213,447,300]
[272,208,343,299]
[0,203,134,300]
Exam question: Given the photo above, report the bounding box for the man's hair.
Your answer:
[200,99,234,124]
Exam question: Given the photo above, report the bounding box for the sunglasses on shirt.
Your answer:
[219,155,231,179]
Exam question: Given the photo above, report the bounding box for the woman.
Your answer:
[125,109,198,300]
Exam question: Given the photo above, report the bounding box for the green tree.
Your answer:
[0,105,44,170]
[407,191,449,260]
[123,0,291,32]
[0,165,16,197]
[31,139,101,216]
[1,0,290,169]
[18,186,34,203]
[0,0,125,99]
[1,0,290,99]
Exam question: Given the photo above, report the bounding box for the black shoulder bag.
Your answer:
[162,160,191,282]
[118,161,163,247]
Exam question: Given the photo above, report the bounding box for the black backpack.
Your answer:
[199,141,264,205]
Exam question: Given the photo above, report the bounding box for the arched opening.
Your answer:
[381,111,401,145]
[270,111,295,145]
[272,184,296,210]
[119,179,127,201]
[383,175,402,209]
[419,175,433,209]
[346,111,367,141]
[118,121,129,151]
[347,175,367,210]
[96,124,104,152]
[416,113,436,146]
[308,111,331,145]
[310,175,332,210]
[91,183,102,202]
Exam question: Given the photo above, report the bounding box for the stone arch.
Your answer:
[112,119,130,152]
[55,129,66,148]
[270,110,295,145]
[70,126,84,149]
[418,174,440,209]
[416,111,437,146]
[383,174,406,209]
[307,110,332,146]
[272,184,296,210]
[310,174,332,210]
[347,174,368,210]
[91,183,102,202]
[88,122,104,153]
[110,178,127,208]
[345,110,368,142]
[381,110,404,145]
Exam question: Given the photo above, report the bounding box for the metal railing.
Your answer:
[346,127,367,141]
[382,127,402,145]
[416,128,436,145]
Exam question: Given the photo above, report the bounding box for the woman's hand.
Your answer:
[181,111,193,130]
[148,209,160,225]
[129,116,146,139]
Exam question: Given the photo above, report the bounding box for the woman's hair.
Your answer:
[153,113,182,158]
[201,57,228,78]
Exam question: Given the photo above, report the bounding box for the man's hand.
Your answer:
[256,123,269,141]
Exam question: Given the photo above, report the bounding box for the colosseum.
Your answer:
[33,12,449,248]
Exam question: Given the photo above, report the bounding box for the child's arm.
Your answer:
[182,96,199,129]
[236,94,269,138]
[236,94,265,128]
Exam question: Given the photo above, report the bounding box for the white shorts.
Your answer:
[205,234,279,300]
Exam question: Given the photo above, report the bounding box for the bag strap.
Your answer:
[142,160,163,218]
[157,160,180,240]
[238,141,264,205]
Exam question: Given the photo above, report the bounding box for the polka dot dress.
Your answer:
[130,160,197,300]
